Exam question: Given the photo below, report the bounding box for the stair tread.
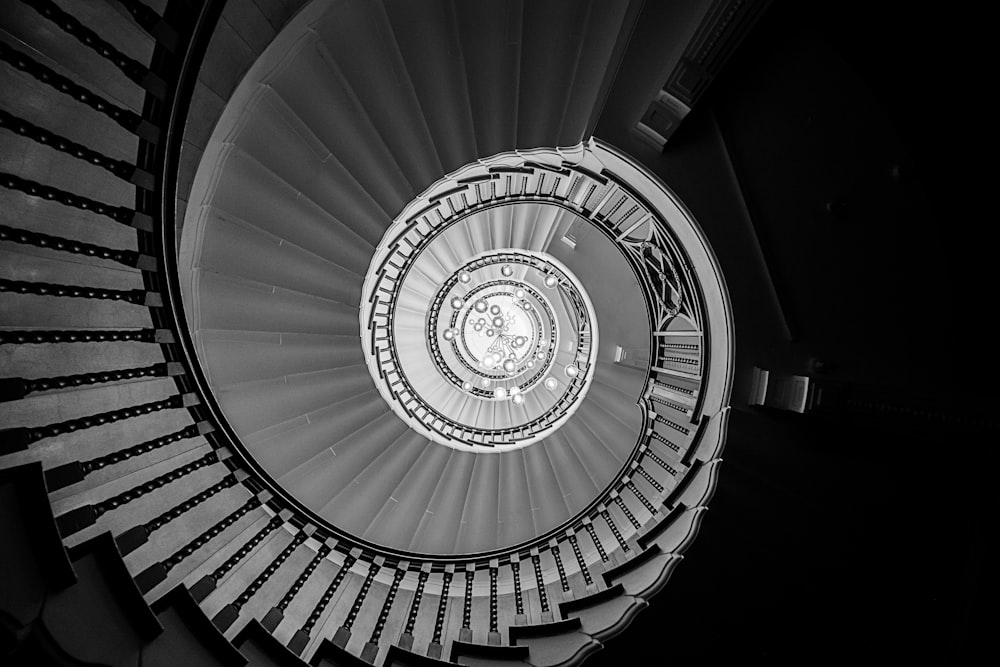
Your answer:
[149,585,250,666]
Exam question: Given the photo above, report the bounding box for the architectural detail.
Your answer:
[0,0,736,664]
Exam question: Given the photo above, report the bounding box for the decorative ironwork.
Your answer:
[92,450,219,520]
[0,172,153,231]
[5,394,188,446]
[209,516,283,584]
[277,545,331,612]
[370,565,406,643]
[162,496,261,574]
[0,278,160,306]
[0,328,166,345]
[300,553,357,637]
[0,224,156,270]
[0,110,153,187]
[21,0,167,97]
[343,559,380,631]
[82,423,206,474]
[230,531,308,611]
[0,41,157,141]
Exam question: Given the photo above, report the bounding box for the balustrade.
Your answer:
[0,1,732,661]
[0,41,159,141]
[0,223,158,270]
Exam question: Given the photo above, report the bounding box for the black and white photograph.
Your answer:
[1,0,987,664]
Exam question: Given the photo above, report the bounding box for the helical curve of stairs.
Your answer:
[0,1,733,666]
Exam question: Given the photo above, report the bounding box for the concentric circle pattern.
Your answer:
[1,0,738,663]
[182,134,731,556]
[365,243,598,449]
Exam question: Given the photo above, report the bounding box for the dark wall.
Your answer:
[589,0,987,662]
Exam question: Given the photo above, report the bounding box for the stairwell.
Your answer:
[0,1,730,665]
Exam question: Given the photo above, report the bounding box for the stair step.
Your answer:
[310,636,372,667]
[558,583,644,644]
[384,643,461,667]
[451,640,529,663]
[149,585,250,666]
[508,616,600,667]
[233,619,309,667]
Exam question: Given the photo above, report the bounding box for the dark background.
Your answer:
[589,0,989,662]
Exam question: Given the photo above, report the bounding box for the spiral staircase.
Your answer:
[0,1,734,665]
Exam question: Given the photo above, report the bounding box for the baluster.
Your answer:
[0,224,159,270]
[44,420,211,492]
[288,550,358,655]
[261,541,333,632]
[487,560,500,644]
[612,493,642,530]
[600,507,630,553]
[458,565,475,642]
[428,566,453,659]
[0,172,153,231]
[134,494,262,594]
[362,562,407,662]
[583,518,609,562]
[0,328,172,345]
[549,540,570,593]
[643,441,680,475]
[567,531,594,587]
[0,41,158,141]
[632,460,666,493]
[0,392,194,455]
[511,556,525,620]
[54,446,220,537]
[654,412,691,435]
[213,530,309,632]
[118,469,240,556]
[398,564,430,651]
[650,430,681,453]
[529,549,551,618]
[0,277,161,306]
[0,110,155,188]
[654,379,695,396]
[626,480,657,516]
[190,512,288,603]
[110,0,179,51]
[20,0,167,97]
[651,393,693,414]
[0,361,181,403]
